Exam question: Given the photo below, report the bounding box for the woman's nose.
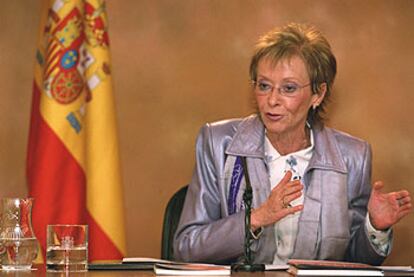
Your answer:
[267,89,281,106]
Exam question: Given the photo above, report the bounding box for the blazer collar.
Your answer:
[225,114,348,174]
[225,115,265,158]
[308,126,348,174]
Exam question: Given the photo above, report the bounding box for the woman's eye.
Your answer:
[282,84,298,93]
[258,82,272,92]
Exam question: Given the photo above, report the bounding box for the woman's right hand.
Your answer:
[250,171,304,231]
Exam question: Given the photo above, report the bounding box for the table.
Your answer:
[0,265,291,277]
[3,265,413,276]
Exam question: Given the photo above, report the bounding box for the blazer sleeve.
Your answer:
[173,124,245,263]
[345,142,391,265]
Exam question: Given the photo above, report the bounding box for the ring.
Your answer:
[397,198,404,207]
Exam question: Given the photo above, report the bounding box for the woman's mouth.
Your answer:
[265,112,283,121]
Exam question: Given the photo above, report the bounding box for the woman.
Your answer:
[173,23,411,266]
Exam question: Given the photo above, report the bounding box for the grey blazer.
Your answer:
[174,114,389,265]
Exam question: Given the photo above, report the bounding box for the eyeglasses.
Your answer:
[252,80,311,97]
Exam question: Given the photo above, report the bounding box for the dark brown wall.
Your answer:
[0,0,413,264]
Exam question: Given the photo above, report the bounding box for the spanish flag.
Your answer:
[27,0,126,261]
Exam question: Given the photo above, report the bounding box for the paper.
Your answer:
[264,264,289,270]
[154,263,231,276]
[122,257,174,264]
[288,267,384,276]
[287,259,384,276]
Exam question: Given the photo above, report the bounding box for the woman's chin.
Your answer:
[264,124,286,136]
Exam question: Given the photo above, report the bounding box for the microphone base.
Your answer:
[231,263,265,272]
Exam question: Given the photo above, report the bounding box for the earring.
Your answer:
[313,104,318,110]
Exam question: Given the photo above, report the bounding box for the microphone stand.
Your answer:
[231,157,265,272]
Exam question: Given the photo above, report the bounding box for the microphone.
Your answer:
[231,157,265,272]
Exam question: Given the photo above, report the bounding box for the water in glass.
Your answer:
[46,245,88,272]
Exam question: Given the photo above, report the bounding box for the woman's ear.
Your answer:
[312,83,327,109]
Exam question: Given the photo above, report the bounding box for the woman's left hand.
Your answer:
[368,181,412,230]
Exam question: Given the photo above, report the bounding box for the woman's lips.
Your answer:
[265,112,283,121]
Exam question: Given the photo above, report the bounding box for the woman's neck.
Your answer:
[267,127,311,156]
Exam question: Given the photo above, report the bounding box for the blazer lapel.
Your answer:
[292,127,348,259]
[292,169,322,259]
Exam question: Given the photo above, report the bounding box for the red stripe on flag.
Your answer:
[27,82,122,260]
[45,63,59,79]
[47,40,58,54]
[27,81,87,255]
[87,212,123,260]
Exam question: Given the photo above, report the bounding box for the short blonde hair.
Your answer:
[249,23,336,126]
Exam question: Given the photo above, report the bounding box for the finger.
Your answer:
[277,182,303,208]
[400,201,412,210]
[284,182,304,195]
[277,204,303,219]
[399,207,412,215]
[286,179,303,188]
[284,191,303,204]
[390,192,401,202]
[397,190,411,198]
[286,204,304,214]
[398,196,411,206]
[280,171,293,185]
[397,209,412,220]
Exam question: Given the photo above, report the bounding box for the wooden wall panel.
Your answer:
[0,0,412,264]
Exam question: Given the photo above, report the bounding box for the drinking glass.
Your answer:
[46,224,88,272]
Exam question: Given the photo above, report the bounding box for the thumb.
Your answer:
[372,181,384,194]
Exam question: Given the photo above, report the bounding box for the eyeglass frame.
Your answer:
[251,79,312,97]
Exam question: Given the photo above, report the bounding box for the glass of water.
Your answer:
[46,224,88,272]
